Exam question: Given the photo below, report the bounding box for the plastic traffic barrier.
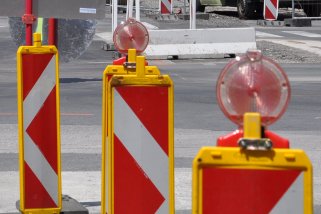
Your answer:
[17,33,62,214]
[192,147,313,214]
[101,53,174,214]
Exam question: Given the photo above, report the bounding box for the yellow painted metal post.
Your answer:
[17,33,62,214]
[33,33,42,47]
[101,49,164,214]
[127,49,136,63]
[103,49,175,213]
[136,56,146,78]
[243,112,261,139]
[192,147,313,214]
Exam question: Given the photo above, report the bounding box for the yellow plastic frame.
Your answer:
[101,55,174,214]
[192,147,313,214]
[17,33,62,214]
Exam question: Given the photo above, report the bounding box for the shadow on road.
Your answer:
[60,78,102,84]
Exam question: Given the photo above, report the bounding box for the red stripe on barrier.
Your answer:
[116,86,169,155]
[265,6,275,20]
[202,168,301,214]
[24,162,57,209]
[26,88,58,172]
[114,135,165,213]
[161,2,170,14]
[22,54,54,99]
[271,0,278,8]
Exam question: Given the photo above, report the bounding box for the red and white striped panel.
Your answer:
[22,53,59,209]
[112,86,169,213]
[264,0,279,20]
[160,0,172,14]
[202,168,303,213]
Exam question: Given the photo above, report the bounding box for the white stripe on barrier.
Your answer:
[114,89,169,212]
[23,57,56,128]
[161,0,171,13]
[265,0,278,19]
[270,173,304,213]
[24,134,58,205]
[23,56,58,205]
[156,200,168,214]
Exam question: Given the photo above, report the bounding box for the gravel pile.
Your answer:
[257,40,321,64]
[199,13,248,28]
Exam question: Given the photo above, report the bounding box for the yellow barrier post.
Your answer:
[102,51,175,214]
[192,113,313,214]
[17,33,62,214]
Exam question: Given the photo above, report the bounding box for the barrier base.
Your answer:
[61,195,88,214]
[15,195,88,214]
[102,43,115,51]
[257,20,284,27]
[177,13,210,20]
[146,14,179,21]
[284,18,312,27]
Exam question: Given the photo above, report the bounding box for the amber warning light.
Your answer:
[216,50,291,127]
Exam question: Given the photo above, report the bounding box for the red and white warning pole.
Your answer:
[264,0,279,20]
[102,55,175,214]
[112,0,118,33]
[17,33,61,213]
[160,0,173,14]
[190,0,196,29]
[23,0,36,45]
[112,86,171,213]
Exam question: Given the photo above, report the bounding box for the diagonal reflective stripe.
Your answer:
[156,200,169,214]
[265,0,278,18]
[270,173,303,213]
[161,0,171,12]
[23,56,56,129]
[23,55,58,206]
[114,89,169,212]
[24,133,58,205]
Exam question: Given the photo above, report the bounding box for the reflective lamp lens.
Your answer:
[113,18,149,54]
[216,50,291,126]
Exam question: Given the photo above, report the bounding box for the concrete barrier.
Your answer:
[144,28,257,59]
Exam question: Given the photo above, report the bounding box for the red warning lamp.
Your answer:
[216,50,291,148]
[217,49,291,126]
[113,18,149,55]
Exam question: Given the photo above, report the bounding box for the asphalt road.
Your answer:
[1,11,321,213]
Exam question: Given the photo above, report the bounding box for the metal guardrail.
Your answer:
[106,0,189,13]
[291,0,321,19]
